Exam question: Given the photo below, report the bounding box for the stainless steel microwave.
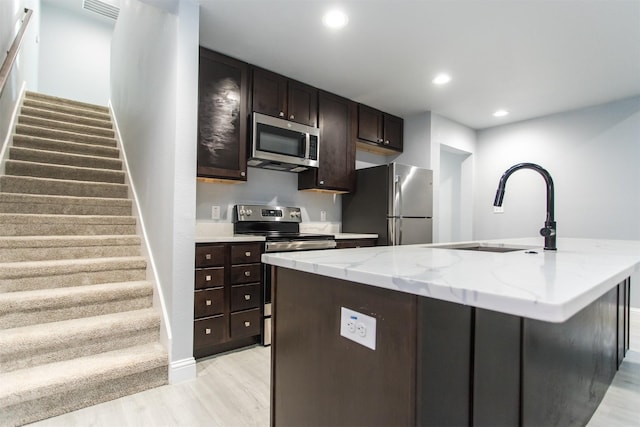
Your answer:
[248,112,320,172]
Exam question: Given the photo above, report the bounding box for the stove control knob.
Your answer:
[290,211,301,218]
[239,208,246,216]
[246,209,253,216]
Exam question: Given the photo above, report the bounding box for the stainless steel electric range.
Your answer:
[233,204,336,345]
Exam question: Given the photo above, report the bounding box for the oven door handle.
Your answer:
[265,240,337,252]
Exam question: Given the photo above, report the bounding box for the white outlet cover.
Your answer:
[340,307,376,350]
[211,205,221,220]
[493,206,504,214]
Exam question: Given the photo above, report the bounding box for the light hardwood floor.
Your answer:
[30,309,640,426]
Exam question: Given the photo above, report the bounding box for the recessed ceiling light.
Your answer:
[493,110,509,117]
[432,74,451,85]
[322,9,348,29]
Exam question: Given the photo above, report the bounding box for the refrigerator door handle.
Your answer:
[397,175,403,245]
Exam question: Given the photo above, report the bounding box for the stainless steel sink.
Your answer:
[429,242,538,253]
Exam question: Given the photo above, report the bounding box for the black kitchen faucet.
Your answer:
[493,162,557,251]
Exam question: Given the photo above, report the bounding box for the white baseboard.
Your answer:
[169,357,197,384]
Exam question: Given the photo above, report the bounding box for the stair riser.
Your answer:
[9,147,123,170]
[0,245,141,262]
[15,125,116,147]
[2,224,136,236]
[5,161,125,184]
[18,116,114,138]
[0,176,128,198]
[12,135,120,158]
[0,268,146,293]
[21,99,110,121]
[0,200,132,216]
[25,92,110,113]
[1,325,159,373]
[20,107,112,129]
[0,294,152,329]
[1,365,167,426]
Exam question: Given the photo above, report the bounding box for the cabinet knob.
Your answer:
[319,180,324,185]
[384,140,390,145]
[289,114,295,120]
[244,271,251,277]
[205,328,211,335]
[245,251,251,257]
[205,275,211,281]
[205,254,212,260]
[244,294,251,301]
[206,299,212,306]
[279,111,285,117]
[244,321,251,327]
[378,138,383,143]
[241,171,246,177]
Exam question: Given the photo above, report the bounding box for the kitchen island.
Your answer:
[263,238,640,426]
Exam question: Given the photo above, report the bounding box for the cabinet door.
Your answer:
[252,67,287,119]
[383,114,403,151]
[357,104,383,144]
[197,48,248,181]
[298,91,355,192]
[287,80,318,126]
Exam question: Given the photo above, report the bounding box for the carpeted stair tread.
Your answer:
[5,159,125,184]
[12,134,120,158]
[0,175,129,199]
[9,147,122,170]
[21,98,111,121]
[15,124,116,147]
[0,343,168,425]
[0,280,153,328]
[0,235,141,262]
[0,256,146,280]
[20,106,112,129]
[0,192,131,216]
[0,213,135,225]
[0,308,160,373]
[24,91,110,114]
[18,116,115,138]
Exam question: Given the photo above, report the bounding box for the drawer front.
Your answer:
[195,245,225,268]
[230,283,261,312]
[231,243,262,264]
[194,288,224,318]
[193,315,225,347]
[230,308,261,339]
[230,263,261,284]
[195,267,224,290]
[335,238,377,249]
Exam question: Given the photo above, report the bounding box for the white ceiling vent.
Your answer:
[83,0,119,20]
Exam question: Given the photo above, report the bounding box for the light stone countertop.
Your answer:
[262,237,640,323]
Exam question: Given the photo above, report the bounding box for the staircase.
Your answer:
[0,92,168,426]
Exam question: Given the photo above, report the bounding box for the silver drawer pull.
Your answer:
[244,321,251,327]
[245,251,251,257]
[206,300,212,306]
[205,275,211,281]
[205,254,211,260]
[289,114,295,120]
[244,271,251,277]
[205,328,211,335]
[244,294,251,301]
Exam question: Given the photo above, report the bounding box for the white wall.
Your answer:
[110,0,199,382]
[197,168,341,224]
[38,1,112,105]
[1,0,40,154]
[474,96,640,306]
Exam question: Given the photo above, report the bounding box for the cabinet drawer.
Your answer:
[195,267,224,290]
[194,288,224,318]
[231,243,262,264]
[195,245,225,267]
[194,315,225,347]
[230,263,261,284]
[230,308,261,339]
[231,283,261,312]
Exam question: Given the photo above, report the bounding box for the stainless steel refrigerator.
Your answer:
[342,163,433,245]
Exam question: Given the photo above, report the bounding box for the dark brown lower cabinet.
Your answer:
[272,268,630,426]
[335,238,377,249]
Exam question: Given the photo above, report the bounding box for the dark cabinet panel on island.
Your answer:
[197,48,249,182]
[357,104,403,154]
[193,241,264,359]
[298,91,356,193]
[251,67,317,127]
[335,238,377,249]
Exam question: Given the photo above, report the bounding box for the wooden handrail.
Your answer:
[0,8,34,97]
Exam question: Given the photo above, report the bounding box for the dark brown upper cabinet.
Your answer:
[197,48,249,182]
[298,91,356,193]
[251,67,318,127]
[357,104,403,154]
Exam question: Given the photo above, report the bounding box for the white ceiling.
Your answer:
[199,0,640,130]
